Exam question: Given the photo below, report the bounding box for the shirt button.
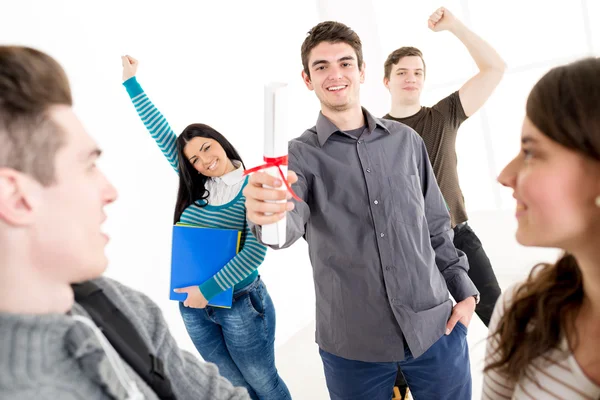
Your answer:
[373,200,379,205]
[357,140,363,144]
[366,168,371,173]
[385,266,391,271]
[380,233,385,237]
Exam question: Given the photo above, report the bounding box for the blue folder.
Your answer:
[169,224,241,308]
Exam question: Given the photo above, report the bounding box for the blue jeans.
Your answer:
[320,321,471,400]
[179,277,290,400]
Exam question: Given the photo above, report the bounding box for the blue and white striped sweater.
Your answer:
[123,76,266,301]
[131,91,179,171]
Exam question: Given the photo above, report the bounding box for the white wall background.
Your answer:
[2,0,598,398]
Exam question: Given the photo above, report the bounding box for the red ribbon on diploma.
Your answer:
[243,155,301,201]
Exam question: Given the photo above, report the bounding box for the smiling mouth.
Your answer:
[207,159,218,171]
[327,85,347,92]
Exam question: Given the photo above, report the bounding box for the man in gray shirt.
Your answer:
[0,46,249,400]
[244,22,479,400]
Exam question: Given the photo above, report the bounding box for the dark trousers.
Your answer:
[452,221,501,326]
[395,222,501,391]
[322,322,471,400]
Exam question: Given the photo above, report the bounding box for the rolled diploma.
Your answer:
[261,82,288,247]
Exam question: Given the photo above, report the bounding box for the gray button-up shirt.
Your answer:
[251,108,478,362]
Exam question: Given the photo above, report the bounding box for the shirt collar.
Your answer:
[211,160,245,186]
[316,107,390,146]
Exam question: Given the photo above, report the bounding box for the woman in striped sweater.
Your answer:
[483,57,600,399]
[121,55,290,400]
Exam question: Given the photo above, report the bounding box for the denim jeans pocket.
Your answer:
[456,320,468,334]
[246,286,265,317]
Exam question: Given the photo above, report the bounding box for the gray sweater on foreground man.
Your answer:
[0,277,250,400]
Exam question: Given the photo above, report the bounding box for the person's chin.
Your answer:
[84,256,109,281]
[328,99,351,111]
[515,227,538,247]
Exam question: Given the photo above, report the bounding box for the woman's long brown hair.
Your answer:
[484,57,600,381]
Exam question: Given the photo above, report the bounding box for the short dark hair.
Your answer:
[383,47,426,80]
[301,21,363,77]
[0,46,72,185]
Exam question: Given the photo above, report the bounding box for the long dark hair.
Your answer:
[484,57,600,381]
[173,123,245,223]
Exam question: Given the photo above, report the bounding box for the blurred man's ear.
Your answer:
[359,62,366,84]
[0,169,41,226]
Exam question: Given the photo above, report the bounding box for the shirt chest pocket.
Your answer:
[388,174,425,227]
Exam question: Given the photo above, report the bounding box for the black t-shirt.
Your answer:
[384,91,468,227]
